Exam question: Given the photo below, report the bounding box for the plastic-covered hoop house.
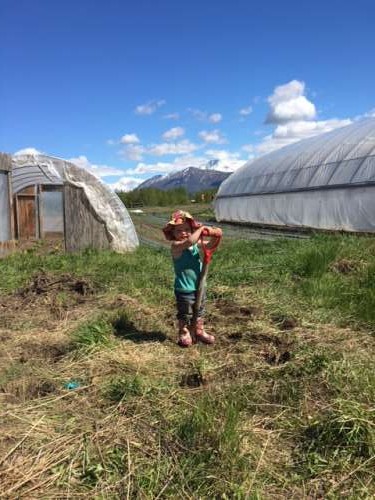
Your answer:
[215,118,375,232]
[0,152,138,256]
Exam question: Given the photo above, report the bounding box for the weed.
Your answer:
[71,318,113,348]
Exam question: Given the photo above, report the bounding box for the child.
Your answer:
[163,210,222,347]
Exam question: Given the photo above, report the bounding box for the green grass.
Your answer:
[2,234,374,328]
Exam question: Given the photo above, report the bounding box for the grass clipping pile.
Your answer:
[0,267,374,498]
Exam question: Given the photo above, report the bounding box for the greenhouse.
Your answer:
[215,118,375,232]
[0,153,139,256]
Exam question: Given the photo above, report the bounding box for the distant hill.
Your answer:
[136,166,231,194]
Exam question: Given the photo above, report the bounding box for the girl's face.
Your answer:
[173,221,191,240]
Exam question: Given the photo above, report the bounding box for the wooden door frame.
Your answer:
[14,186,38,239]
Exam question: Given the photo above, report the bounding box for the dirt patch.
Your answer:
[270,314,298,330]
[225,330,294,366]
[330,258,359,274]
[18,341,70,363]
[18,271,94,298]
[0,272,98,330]
[180,370,207,388]
[214,299,261,319]
[263,349,292,365]
[1,378,58,404]
[229,331,284,347]
[227,331,244,342]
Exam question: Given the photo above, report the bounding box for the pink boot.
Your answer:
[178,320,192,347]
[195,318,215,344]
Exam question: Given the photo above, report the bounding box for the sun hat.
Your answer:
[162,210,201,240]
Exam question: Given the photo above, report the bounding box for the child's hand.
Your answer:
[201,226,222,237]
[208,226,222,237]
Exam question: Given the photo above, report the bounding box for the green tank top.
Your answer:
[173,244,202,292]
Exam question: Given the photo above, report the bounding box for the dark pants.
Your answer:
[175,290,206,323]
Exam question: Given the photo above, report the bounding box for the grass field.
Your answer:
[0,218,374,498]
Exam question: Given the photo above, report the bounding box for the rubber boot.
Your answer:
[195,318,215,344]
[178,320,192,347]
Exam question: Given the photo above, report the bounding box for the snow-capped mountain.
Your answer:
[136,166,231,194]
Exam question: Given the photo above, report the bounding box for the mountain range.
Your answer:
[136,166,231,194]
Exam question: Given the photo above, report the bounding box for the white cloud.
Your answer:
[204,149,245,171]
[120,133,140,144]
[124,161,182,175]
[256,118,352,155]
[110,177,144,192]
[121,144,145,161]
[163,112,180,120]
[188,108,207,120]
[239,106,253,116]
[358,108,375,119]
[147,140,198,156]
[162,127,185,141]
[208,113,222,123]
[241,144,255,153]
[198,129,227,144]
[14,147,42,155]
[135,99,166,115]
[266,80,316,124]
[188,109,222,123]
[69,155,124,178]
[249,79,352,155]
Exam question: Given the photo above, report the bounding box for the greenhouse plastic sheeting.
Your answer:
[12,154,139,251]
[215,118,375,232]
[0,172,11,242]
[215,186,375,232]
[62,161,139,252]
[40,190,64,233]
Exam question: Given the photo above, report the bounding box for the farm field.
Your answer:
[0,213,374,499]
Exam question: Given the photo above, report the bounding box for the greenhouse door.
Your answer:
[18,196,37,239]
[40,187,64,239]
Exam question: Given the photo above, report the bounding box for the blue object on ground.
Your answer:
[64,380,81,390]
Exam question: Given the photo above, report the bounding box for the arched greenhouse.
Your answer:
[215,118,375,232]
[0,152,139,256]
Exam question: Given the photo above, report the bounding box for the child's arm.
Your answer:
[171,226,207,258]
[202,227,222,250]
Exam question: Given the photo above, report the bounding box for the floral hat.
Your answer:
[162,210,201,240]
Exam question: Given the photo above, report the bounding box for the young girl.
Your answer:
[163,210,222,347]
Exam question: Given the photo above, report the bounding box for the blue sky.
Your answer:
[1,0,374,190]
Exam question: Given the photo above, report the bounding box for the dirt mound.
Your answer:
[18,271,94,298]
[0,272,97,330]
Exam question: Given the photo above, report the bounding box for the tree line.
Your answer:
[117,187,218,207]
